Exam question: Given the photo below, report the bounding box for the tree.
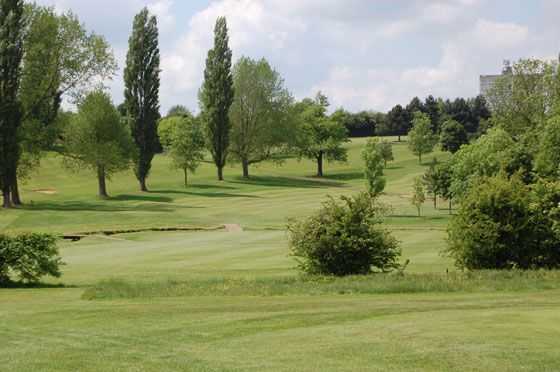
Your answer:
[167,105,190,118]
[411,177,426,217]
[294,93,349,177]
[424,95,442,133]
[332,109,377,137]
[536,115,560,178]
[124,7,161,192]
[433,161,454,213]
[377,140,394,168]
[383,104,409,141]
[229,57,293,178]
[0,233,62,285]
[288,192,401,276]
[423,158,439,208]
[199,17,234,181]
[446,175,560,270]
[440,119,468,153]
[448,127,515,199]
[7,5,117,207]
[158,115,205,187]
[362,139,386,195]
[0,0,25,208]
[62,91,134,198]
[408,111,436,163]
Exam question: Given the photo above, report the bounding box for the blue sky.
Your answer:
[35,0,559,114]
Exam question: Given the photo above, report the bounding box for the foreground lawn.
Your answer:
[2,288,560,372]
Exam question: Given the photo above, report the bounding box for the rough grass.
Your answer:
[82,271,560,300]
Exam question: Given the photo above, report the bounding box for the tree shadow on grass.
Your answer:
[229,175,345,189]
[0,281,73,289]
[322,171,364,181]
[153,189,260,198]
[21,200,195,213]
[111,194,173,203]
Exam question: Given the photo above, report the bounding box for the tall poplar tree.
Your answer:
[0,0,24,208]
[124,7,160,191]
[199,17,234,181]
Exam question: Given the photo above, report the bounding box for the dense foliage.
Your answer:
[408,111,436,163]
[63,91,134,198]
[288,193,401,276]
[124,7,161,192]
[199,17,234,181]
[0,233,62,284]
[447,175,560,270]
[362,139,386,195]
[293,93,349,177]
[158,114,205,187]
[229,57,294,178]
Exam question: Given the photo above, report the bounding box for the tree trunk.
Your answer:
[183,168,188,188]
[2,187,11,209]
[317,152,324,177]
[10,177,21,206]
[433,193,437,209]
[242,159,250,179]
[139,177,148,192]
[97,166,109,199]
[217,166,224,181]
[398,135,401,142]
[449,199,452,215]
[384,159,387,168]
[419,154,422,164]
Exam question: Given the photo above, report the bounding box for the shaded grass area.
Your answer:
[82,271,560,300]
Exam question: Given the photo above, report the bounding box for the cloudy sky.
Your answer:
[35,0,560,114]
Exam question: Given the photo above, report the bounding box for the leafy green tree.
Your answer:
[331,108,378,137]
[63,91,134,198]
[124,7,161,192]
[167,105,190,118]
[449,127,515,199]
[294,93,348,177]
[9,5,116,206]
[288,192,401,276]
[230,57,293,178]
[440,119,468,153]
[408,111,436,163]
[376,140,394,168]
[424,95,442,133]
[199,17,234,181]
[536,115,560,178]
[0,0,25,208]
[411,176,426,216]
[158,115,205,187]
[423,158,439,208]
[0,233,62,285]
[446,175,560,270]
[383,104,409,141]
[433,161,454,213]
[362,139,386,195]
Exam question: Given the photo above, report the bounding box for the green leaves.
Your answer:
[0,233,62,284]
[124,7,160,189]
[408,111,437,163]
[288,192,400,276]
[362,139,386,196]
[200,17,234,180]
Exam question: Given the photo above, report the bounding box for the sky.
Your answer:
[34,0,560,114]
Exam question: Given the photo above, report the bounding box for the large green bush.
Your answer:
[287,193,401,276]
[446,175,560,270]
[0,233,63,284]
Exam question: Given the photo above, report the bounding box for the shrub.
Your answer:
[0,233,63,285]
[287,192,401,276]
[446,175,560,270]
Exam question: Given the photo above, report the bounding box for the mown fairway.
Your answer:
[1,138,560,371]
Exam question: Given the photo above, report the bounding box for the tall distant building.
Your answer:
[480,74,502,98]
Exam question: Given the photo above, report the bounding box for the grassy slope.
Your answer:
[1,138,560,371]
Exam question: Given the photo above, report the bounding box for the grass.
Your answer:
[1,137,560,371]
